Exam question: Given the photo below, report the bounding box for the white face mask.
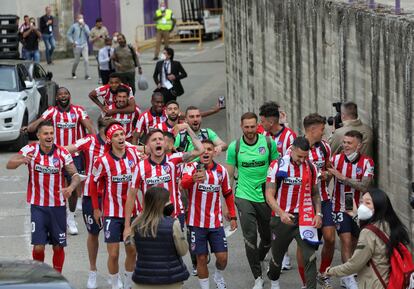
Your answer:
[346,151,359,162]
[113,36,118,43]
[357,204,374,220]
[161,6,166,11]
[78,18,84,25]
[161,54,167,60]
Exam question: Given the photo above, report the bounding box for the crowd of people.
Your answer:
[9,4,413,289]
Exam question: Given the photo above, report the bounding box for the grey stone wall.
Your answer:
[225,0,414,237]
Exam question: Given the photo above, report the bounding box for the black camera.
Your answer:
[327,102,343,130]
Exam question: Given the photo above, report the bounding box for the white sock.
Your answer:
[124,271,133,288]
[67,211,75,221]
[198,277,209,289]
[109,273,119,289]
[214,269,224,281]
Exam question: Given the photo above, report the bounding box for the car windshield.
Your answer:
[0,66,17,91]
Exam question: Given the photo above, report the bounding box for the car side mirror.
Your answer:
[46,71,53,80]
[24,80,34,89]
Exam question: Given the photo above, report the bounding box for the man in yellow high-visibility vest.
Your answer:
[153,2,176,61]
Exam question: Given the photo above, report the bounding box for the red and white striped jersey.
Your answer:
[262,125,297,156]
[92,146,141,217]
[267,159,318,215]
[132,153,183,216]
[74,134,108,196]
[331,153,374,212]
[41,105,89,147]
[19,143,73,207]
[135,109,167,135]
[94,83,134,106]
[156,121,176,134]
[308,140,331,201]
[105,104,141,139]
[182,162,232,228]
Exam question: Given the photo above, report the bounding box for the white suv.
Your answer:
[0,60,41,151]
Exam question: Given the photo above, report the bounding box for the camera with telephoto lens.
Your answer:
[327,102,343,130]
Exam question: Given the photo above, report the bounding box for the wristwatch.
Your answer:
[317,212,324,218]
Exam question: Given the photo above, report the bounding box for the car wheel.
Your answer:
[12,114,29,152]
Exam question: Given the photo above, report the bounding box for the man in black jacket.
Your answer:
[153,47,187,102]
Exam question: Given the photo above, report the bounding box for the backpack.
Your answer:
[366,224,414,289]
[234,135,273,168]
[177,128,209,152]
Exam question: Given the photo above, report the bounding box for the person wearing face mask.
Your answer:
[327,130,374,289]
[153,2,176,61]
[129,186,189,289]
[67,14,91,80]
[153,47,187,102]
[325,188,410,289]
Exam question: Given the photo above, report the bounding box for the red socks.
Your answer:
[298,266,306,285]
[32,248,45,262]
[319,257,332,274]
[52,247,65,273]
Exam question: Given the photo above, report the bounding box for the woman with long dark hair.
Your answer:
[130,187,189,289]
[325,188,410,288]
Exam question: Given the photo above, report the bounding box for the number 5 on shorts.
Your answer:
[105,219,111,231]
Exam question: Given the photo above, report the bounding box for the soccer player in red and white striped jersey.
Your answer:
[124,124,205,238]
[90,123,141,289]
[65,117,114,286]
[26,87,96,235]
[327,130,374,288]
[7,120,80,273]
[301,113,336,287]
[265,137,322,289]
[132,91,166,142]
[259,102,297,156]
[88,73,136,114]
[181,140,237,289]
[105,86,140,141]
[155,100,180,134]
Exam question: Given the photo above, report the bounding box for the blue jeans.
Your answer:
[42,34,55,63]
[23,50,40,63]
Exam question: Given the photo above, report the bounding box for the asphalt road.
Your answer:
[0,40,344,289]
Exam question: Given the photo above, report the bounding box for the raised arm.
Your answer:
[182,124,205,162]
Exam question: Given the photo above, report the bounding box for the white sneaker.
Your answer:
[214,276,227,289]
[270,280,280,289]
[117,275,123,289]
[252,277,264,289]
[67,213,78,235]
[341,275,358,289]
[76,198,83,211]
[281,254,292,270]
[87,271,97,289]
[191,266,198,276]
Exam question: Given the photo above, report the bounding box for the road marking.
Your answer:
[1,191,25,195]
[0,234,30,238]
[0,176,25,182]
[214,43,224,49]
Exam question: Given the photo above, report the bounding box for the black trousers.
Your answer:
[159,87,177,103]
[100,69,115,85]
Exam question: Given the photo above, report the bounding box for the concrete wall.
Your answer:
[225,0,414,237]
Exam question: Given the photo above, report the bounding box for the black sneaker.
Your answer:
[153,57,159,61]
[72,73,77,79]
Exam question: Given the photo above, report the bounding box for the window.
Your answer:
[33,64,47,79]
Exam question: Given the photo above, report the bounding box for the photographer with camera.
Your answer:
[328,102,373,158]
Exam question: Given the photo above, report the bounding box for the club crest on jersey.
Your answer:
[112,174,132,183]
[258,146,266,155]
[128,159,135,167]
[162,164,171,173]
[70,113,76,118]
[356,167,363,174]
[217,172,223,182]
[277,141,283,148]
[53,158,60,167]
[161,116,167,122]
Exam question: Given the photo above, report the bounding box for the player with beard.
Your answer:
[226,112,278,289]
[105,86,140,142]
[88,73,136,115]
[26,87,96,235]
[132,91,166,143]
[123,125,204,237]
[175,106,227,155]
[65,116,114,289]
[91,123,142,289]
[156,100,180,134]
[7,120,81,273]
